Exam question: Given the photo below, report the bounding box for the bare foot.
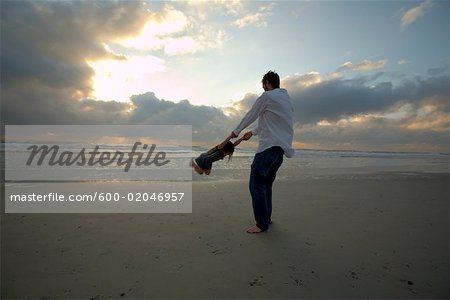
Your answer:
[246,225,264,234]
[191,158,204,174]
[205,169,211,175]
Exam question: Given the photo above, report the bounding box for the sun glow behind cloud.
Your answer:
[84,4,232,103]
[118,7,193,54]
[87,55,165,102]
[84,6,199,102]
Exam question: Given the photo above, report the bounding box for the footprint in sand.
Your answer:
[249,276,266,286]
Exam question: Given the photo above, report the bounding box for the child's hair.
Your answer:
[222,141,235,162]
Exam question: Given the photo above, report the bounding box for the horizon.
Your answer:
[3,140,450,156]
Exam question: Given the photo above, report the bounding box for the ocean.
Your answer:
[3,142,450,182]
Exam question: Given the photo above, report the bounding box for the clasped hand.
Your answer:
[218,131,253,149]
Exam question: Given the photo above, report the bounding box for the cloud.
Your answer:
[224,72,450,151]
[127,93,233,142]
[296,115,450,152]
[286,72,449,125]
[118,5,228,55]
[2,89,233,145]
[118,6,192,53]
[232,3,275,28]
[2,1,449,151]
[401,0,433,30]
[427,64,450,76]
[4,67,450,151]
[223,93,259,119]
[220,0,244,16]
[291,73,450,151]
[282,72,326,88]
[397,59,410,65]
[87,55,166,101]
[185,0,243,16]
[286,76,394,125]
[1,1,151,110]
[337,59,387,72]
[0,1,227,125]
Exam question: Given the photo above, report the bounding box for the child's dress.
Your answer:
[194,146,226,171]
[191,137,244,175]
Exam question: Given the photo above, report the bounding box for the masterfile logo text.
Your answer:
[26,142,170,172]
[5,125,192,181]
[4,125,192,213]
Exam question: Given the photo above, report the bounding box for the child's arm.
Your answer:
[234,131,253,146]
[233,136,246,146]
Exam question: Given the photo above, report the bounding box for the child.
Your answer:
[191,136,245,175]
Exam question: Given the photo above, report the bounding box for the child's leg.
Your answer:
[190,158,204,174]
[191,152,213,175]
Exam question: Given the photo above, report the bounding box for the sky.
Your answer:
[1,0,449,152]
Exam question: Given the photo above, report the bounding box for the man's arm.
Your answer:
[232,94,267,136]
[219,94,266,149]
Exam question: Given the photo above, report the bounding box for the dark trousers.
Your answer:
[249,146,284,231]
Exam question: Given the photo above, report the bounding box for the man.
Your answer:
[223,71,294,233]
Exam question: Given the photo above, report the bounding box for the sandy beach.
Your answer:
[2,171,450,299]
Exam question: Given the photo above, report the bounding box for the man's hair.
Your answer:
[262,70,280,89]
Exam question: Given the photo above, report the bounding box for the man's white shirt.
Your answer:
[233,88,295,158]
